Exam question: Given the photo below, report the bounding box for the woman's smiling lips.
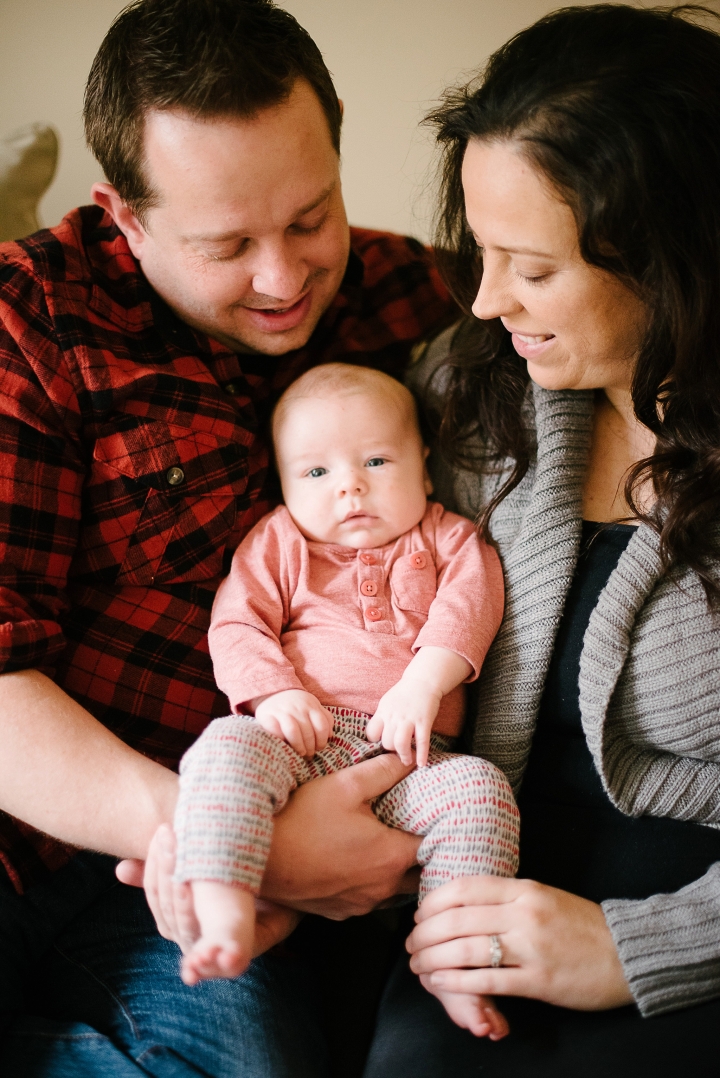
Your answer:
[503,322,557,360]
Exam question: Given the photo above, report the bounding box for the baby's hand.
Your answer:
[253,689,334,757]
[366,680,441,767]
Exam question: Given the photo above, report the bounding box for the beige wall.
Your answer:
[3,0,716,241]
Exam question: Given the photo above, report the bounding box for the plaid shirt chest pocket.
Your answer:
[90,420,249,586]
[390,550,438,614]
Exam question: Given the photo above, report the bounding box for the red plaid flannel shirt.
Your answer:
[0,205,456,891]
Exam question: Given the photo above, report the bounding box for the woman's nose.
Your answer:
[471,254,524,322]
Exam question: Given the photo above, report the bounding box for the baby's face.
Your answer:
[274,389,431,548]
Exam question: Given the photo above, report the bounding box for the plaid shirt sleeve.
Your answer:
[0,258,86,674]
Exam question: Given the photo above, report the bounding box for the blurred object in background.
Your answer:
[0,123,58,242]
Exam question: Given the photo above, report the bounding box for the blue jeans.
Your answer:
[0,852,339,1077]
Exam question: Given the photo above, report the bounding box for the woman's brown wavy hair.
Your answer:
[425,4,720,599]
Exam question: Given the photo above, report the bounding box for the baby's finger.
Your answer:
[278,716,310,757]
[415,725,431,769]
[394,721,415,766]
[296,712,321,756]
[256,714,284,741]
[308,706,333,750]
[366,714,383,743]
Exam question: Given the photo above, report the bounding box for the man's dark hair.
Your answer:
[83,0,342,220]
[424,4,720,601]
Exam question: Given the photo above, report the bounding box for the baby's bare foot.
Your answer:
[431,988,509,1040]
[181,881,256,986]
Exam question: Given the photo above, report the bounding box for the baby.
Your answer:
[174,363,520,1038]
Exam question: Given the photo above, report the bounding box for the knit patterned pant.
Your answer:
[174,707,520,900]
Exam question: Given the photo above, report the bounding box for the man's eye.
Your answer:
[307,467,327,478]
[366,458,386,468]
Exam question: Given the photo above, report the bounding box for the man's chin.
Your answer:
[221,309,324,357]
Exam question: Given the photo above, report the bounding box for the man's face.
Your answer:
[99,80,350,355]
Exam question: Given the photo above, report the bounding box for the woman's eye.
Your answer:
[307,467,327,478]
[513,268,550,285]
[366,458,386,468]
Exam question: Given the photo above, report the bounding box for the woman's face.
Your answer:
[461,139,647,395]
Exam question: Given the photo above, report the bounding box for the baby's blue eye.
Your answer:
[307,467,327,478]
[366,458,386,468]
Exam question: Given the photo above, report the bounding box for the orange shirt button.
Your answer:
[366,607,383,621]
[360,580,378,596]
[359,552,376,565]
[410,552,427,569]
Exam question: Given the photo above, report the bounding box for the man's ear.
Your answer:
[91,182,149,261]
[423,444,434,496]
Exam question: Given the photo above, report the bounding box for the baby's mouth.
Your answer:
[342,511,377,523]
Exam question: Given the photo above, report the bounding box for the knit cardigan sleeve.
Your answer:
[602,860,720,1016]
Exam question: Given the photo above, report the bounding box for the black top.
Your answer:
[516,520,720,903]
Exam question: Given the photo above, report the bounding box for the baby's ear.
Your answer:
[423,446,434,495]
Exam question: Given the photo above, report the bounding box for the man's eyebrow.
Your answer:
[184,184,336,244]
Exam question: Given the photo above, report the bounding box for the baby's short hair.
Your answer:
[272,362,422,441]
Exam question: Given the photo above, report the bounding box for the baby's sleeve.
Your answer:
[412,507,504,681]
[208,509,305,710]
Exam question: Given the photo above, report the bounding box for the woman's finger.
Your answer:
[407,902,513,953]
[414,874,523,921]
[409,932,517,976]
[427,965,534,999]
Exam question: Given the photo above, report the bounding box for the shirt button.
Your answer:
[360,580,378,596]
[166,466,185,487]
[410,552,427,569]
[366,607,383,622]
[359,553,376,565]
[225,382,239,396]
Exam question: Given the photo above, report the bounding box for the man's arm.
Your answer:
[0,669,177,859]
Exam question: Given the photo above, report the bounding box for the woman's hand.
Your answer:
[407,876,633,1011]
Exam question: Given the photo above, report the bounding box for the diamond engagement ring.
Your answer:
[489,934,503,968]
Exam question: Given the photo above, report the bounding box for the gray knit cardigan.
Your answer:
[413,326,720,1018]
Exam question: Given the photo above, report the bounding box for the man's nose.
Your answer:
[250,242,308,302]
[471,253,523,322]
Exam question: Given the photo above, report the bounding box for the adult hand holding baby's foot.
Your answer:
[253,689,334,757]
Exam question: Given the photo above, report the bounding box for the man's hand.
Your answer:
[366,680,440,767]
[117,754,422,927]
[253,689,335,757]
[116,824,200,953]
[116,825,301,957]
